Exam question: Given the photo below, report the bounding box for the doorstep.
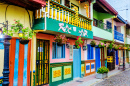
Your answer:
[58,67,123,86]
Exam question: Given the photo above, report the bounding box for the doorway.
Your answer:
[73,46,81,78]
[36,39,49,86]
[95,47,100,71]
[101,48,105,66]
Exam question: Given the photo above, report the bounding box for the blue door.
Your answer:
[115,50,119,65]
[73,46,81,78]
[95,47,100,71]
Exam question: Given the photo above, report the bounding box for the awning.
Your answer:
[117,15,127,24]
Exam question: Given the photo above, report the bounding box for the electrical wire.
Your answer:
[5,5,9,21]
[25,8,32,29]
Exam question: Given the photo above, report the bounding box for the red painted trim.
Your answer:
[29,0,46,6]
[27,40,31,86]
[18,44,24,86]
[98,0,118,15]
[9,39,16,86]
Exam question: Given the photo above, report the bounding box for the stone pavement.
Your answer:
[92,68,130,86]
[59,63,130,86]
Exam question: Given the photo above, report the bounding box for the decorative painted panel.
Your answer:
[81,64,85,74]
[86,63,90,73]
[52,67,62,82]
[91,63,95,72]
[64,66,72,79]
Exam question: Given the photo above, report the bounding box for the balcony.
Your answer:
[93,18,112,32]
[114,30,124,42]
[92,18,113,40]
[125,35,130,44]
[33,0,93,39]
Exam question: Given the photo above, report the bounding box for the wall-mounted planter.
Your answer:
[20,39,29,44]
[96,73,108,79]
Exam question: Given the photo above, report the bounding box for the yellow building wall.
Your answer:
[0,3,33,77]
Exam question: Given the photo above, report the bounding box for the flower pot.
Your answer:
[20,39,29,44]
[96,73,108,79]
[91,45,95,47]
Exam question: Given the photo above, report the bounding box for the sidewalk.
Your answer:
[59,66,129,86]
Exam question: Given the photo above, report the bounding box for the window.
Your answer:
[87,44,94,60]
[107,21,112,29]
[52,42,65,59]
[65,0,70,8]
[114,25,117,30]
[55,0,62,4]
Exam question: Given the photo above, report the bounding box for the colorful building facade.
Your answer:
[0,0,129,86]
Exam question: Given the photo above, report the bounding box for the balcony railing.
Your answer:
[35,0,92,31]
[114,30,124,42]
[93,18,112,32]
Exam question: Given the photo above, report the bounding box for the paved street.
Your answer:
[93,69,130,86]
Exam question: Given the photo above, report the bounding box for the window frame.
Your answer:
[87,44,94,60]
[52,42,65,59]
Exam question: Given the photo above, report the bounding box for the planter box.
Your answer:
[96,73,108,79]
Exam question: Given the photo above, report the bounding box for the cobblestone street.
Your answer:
[93,69,130,86]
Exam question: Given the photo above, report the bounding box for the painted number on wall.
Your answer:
[64,68,71,75]
[53,70,61,78]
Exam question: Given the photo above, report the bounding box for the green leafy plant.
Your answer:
[54,35,69,44]
[108,40,115,49]
[98,41,106,48]
[75,36,84,49]
[3,20,35,40]
[97,67,109,74]
[90,40,96,47]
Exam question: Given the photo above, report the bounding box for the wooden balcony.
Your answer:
[35,0,92,31]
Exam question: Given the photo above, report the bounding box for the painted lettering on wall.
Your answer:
[53,70,61,78]
[64,68,71,75]
[58,23,88,37]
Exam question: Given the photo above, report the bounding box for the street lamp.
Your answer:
[0,21,12,86]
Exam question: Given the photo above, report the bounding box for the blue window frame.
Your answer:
[114,25,117,30]
[87,44,94,60]
[52,42,65,59]
[107,21,112,29]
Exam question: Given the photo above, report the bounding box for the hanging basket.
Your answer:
[91,44,95,47]
[57,43,64,46]
[20,39,29,44]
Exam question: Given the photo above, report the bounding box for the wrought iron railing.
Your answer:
[93,18,112,32]
[114,30,124,42]
[35,0,92,31]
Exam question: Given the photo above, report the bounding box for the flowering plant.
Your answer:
[75,36,84,49]
[98,42,106,48]
[97,67,109,74]
[118,45,124,50]
[3,20,34,40]
[90,40,96,47]
[54,35,69,44]
[113,45,119,50]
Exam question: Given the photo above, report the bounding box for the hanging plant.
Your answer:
[118,45,124,50]
[108,40,115,49]
[75,36,84,49]
[113,45,119,50]
[98,41,106,48]
[90,40,96,47]
[54,35,69,46]
[3,20,35,44]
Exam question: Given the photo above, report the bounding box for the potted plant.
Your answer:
[3,20,34,44]
[96,67,109,79]
[54,35,69,46]
[113,45,119,50]
[75,36,84,49]
[90,40,96,47]
[98,42,106,48]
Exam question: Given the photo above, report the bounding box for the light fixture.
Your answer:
[18,30,23,38]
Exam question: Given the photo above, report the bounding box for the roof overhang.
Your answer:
[0,0,46,11]
[114,15,127,24]
[97,0,118,15]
